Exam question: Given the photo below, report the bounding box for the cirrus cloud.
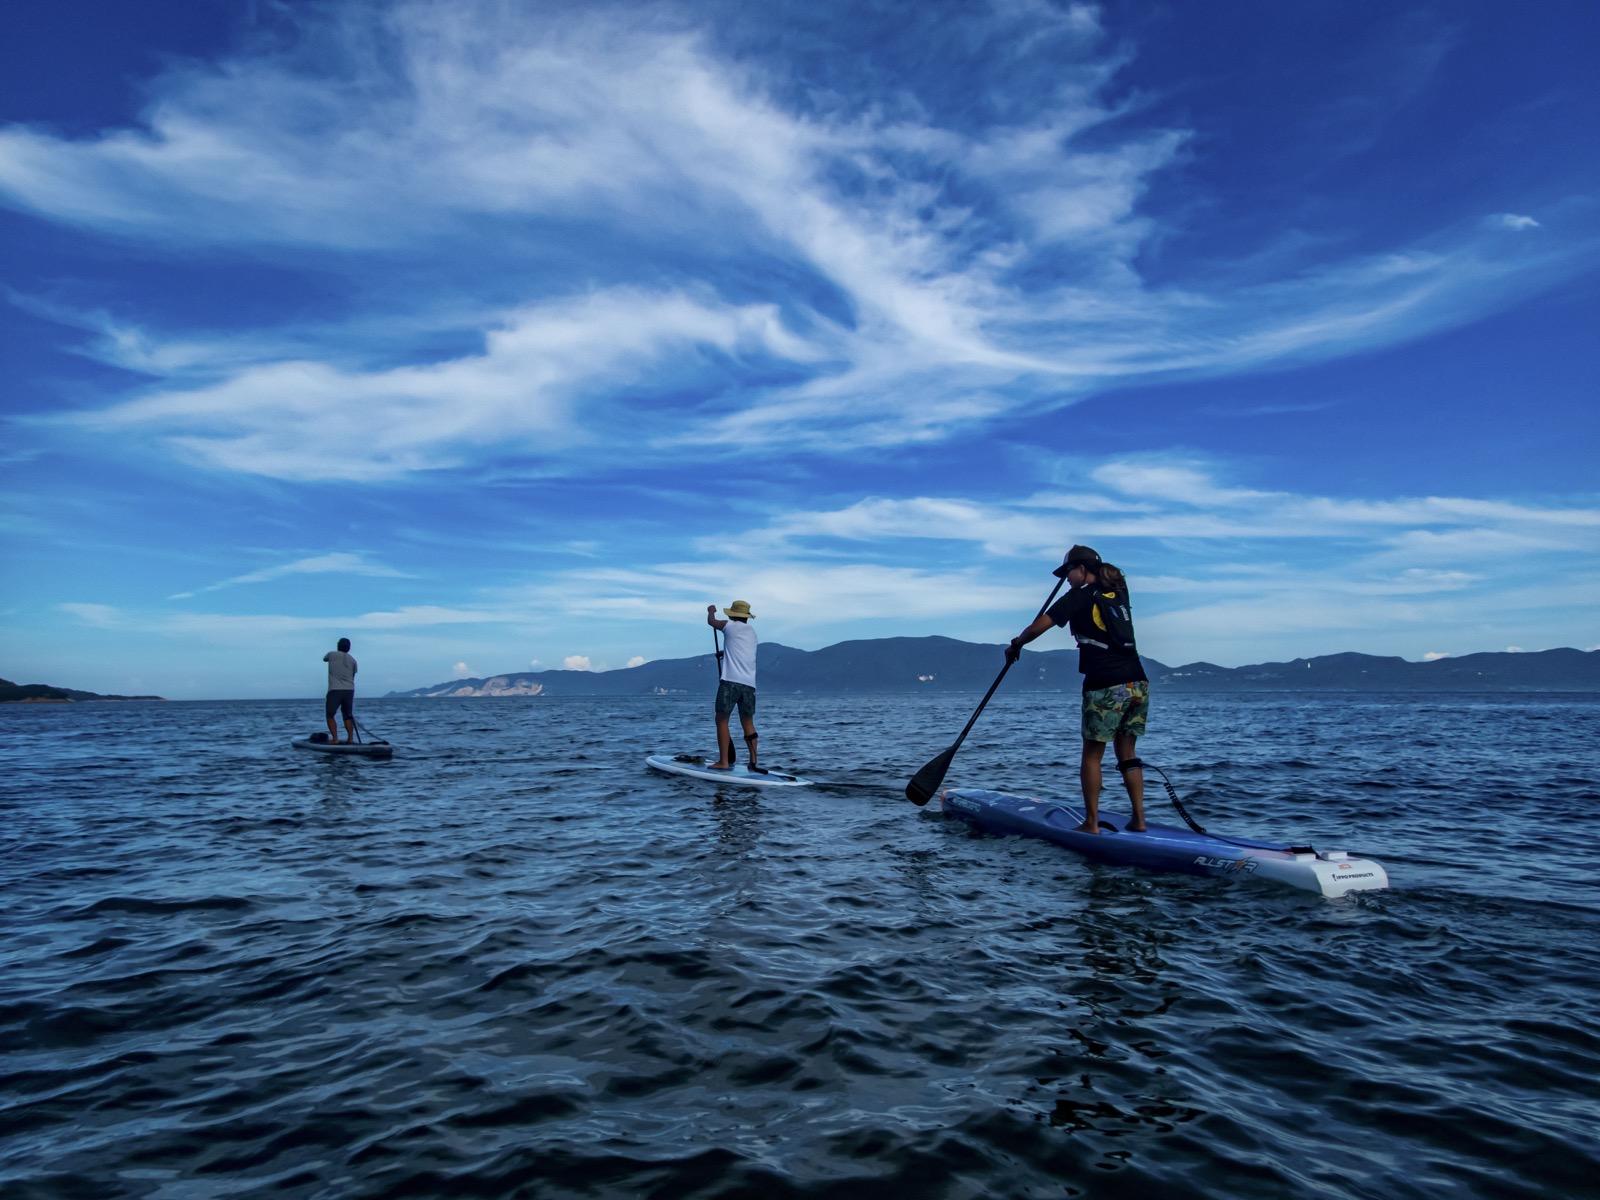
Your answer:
[4,2,1591,479]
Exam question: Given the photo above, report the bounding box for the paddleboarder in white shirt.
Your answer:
[706,600,758,770]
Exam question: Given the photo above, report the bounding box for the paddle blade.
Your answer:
[905,745,955,806]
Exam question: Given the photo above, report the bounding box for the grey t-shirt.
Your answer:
[324,650,357,691]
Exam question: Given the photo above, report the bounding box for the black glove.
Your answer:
[1004,639,1022,665]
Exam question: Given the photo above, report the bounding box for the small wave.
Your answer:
[71,895,253,918]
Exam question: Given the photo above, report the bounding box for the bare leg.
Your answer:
[711,714,733,768]
[1079,740,1107,833]
[343,718,357,745]
[1115,732,1145,831]
[740,716,758,768]
[326,714,339,742]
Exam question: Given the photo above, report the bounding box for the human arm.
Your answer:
[1004,612,1056,663]
[706,604,727,630]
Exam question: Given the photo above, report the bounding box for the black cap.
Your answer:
[1052,544,1101,578]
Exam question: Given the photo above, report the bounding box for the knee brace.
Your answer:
[743,731,758,744]
[1115,757,1144,773]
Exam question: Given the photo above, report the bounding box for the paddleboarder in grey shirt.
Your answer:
[323,638,358,744]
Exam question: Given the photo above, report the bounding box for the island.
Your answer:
[0,677,165,702]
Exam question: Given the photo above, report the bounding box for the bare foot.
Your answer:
[1124,823,1146,832]
[707,761,731,770]
[1074,822,1100,835]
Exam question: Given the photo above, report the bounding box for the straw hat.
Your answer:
[723,600,755,619]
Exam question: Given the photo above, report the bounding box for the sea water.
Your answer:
[2,692,1598,1198]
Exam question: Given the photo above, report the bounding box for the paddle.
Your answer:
[904,577,1066,806]
[712,622,735,766]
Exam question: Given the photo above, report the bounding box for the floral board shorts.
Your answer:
[1081,680,1149,743]
[715,680,757,721]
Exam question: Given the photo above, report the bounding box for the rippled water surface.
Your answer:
[3,692,1599,1198]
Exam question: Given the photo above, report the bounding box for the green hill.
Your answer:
[0,677,165,702]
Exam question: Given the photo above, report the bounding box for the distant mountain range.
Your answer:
[388,638,1600,697]
[0,676,165,702]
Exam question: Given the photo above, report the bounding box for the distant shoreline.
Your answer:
[388,639,1600,699]
[0,677,166,703]
[1,697,167,704]
[15,688,1589,704]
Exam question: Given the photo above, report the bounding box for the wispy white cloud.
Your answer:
[727,458,1600,560]
[170,551,413,599]
[57,601,528,638]
[71,290,814,481]
[738,497,1064,557]
[1490,213,1540,231]
[45,446,1600,678]
[667,453,1600,662]
[562,655,593,671]
[508,559,1026,630]
[4,2,1591,477]
[57,602,122,628]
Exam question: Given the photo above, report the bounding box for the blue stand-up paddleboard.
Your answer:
[647,754,810,789]
[294,733,393,759]
[941,788,1387,897]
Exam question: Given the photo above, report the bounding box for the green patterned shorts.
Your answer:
[1081,680,1150,743]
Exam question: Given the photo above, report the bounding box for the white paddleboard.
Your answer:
[646,754,810,788]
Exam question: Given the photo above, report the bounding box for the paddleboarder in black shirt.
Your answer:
[1005,545,1149,834]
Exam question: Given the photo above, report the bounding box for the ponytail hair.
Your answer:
[1097,562,1127,594]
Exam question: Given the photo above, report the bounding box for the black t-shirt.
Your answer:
[1046,584,1148,692]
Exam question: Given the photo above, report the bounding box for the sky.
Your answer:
[2,0,1597,700]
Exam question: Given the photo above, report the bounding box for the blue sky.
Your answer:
[2,0,1597,700]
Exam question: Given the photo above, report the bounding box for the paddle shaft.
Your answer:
[905,576,1066,803]
[712,623,735,764]
[951,576,1065,744]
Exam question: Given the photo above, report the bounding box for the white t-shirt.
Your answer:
[719,620,757,687]
[324,650,358,690]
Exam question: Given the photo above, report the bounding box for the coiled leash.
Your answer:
[743,730,767,774]
[1118,757,1206,835]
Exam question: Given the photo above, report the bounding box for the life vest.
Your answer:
[1074,590,1136,652]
